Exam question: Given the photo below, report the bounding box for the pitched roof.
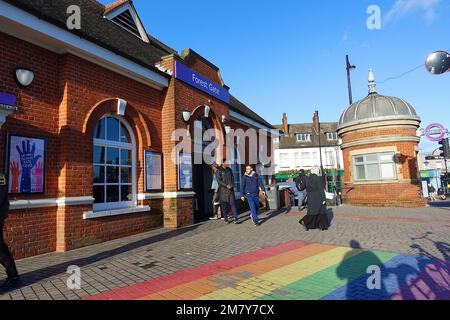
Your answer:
[274,122,340,149]
[5,0,175,73]
[229,95,275,130]
[104,0,128,14]
[6,0,274,130]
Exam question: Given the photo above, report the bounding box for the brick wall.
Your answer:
[0,32,167,258]
[340,127,426,207]
[1,31,272,259]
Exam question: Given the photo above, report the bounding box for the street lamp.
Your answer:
[346,55,356,105]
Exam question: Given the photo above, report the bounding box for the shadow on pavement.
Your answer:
[429,201,450,208]
[334,235,450,300]
[327,208,334,228]
[259,207,292,225]
[335,240,389,300]
[0,223,203,295]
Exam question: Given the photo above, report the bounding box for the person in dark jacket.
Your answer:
[240,166,265,226]
[295,169,307,211]
[0,173,20,290]
[217,160,239,224]
[299,167,329,231]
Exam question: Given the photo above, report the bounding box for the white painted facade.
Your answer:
[274,144,344,172]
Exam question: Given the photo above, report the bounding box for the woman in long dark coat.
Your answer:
[299,167,329,231]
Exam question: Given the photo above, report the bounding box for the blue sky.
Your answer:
[100,0,450,152]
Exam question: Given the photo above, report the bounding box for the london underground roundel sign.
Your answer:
[425,123,448,142]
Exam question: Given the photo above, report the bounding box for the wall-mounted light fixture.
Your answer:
[182,110,191,123]
[117,98,127,116]
[204,105,211,118]
[15,68,35,87]
[221,115,231,134]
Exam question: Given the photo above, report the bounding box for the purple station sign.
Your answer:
[174,61,230,104]
[0,93,16,109]
[425,123,448,142]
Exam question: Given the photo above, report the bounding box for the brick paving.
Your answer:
[1,204,449,300]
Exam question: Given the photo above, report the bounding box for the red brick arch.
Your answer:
[82,98,152,149]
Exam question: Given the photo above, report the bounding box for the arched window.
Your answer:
[93,116,136,211]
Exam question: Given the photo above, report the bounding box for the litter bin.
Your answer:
[265,185,280,210]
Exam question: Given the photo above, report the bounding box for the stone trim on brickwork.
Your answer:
[337,119,420,136]
[341,135,420,149]
[83,205,151,220]
[348,146,403,183]
[137,192,196,200]
[10,196,95,210]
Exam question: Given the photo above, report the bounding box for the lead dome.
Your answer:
[338,69,420,130]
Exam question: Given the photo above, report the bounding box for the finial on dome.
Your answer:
[368,68,377,94]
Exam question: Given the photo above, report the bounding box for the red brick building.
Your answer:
[0,0,275,259]
[337,70,427,207]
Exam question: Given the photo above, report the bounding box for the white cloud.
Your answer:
[384,0,441,24]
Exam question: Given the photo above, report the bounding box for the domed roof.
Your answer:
[338,70,420,130]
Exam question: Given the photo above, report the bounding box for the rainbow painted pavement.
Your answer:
[86,241,450,300]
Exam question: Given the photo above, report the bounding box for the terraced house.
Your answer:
[274,113,344,173]
[0,0,275,259]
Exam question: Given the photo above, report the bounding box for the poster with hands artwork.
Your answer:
[8,135,46,194]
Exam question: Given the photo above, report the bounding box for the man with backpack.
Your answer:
[295,169,307,211]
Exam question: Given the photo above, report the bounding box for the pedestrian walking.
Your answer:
[295,169,307,211]
[210,164,222,220]
[299,166,329,231]
[428,184,437,202]
[240,166,265,226]
[0,173,20,291]
[217,160,240,224]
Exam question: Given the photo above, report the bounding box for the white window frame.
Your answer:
[353,152,397,182]
[279,152,289,168]
[326,132,338,141]
[325,150,336,167]
[296,134,311,142]
[301,152,311,167]
[294,152,301,168]
[93,115,137,212]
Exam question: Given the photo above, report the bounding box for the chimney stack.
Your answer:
[313,111,320,135]
[282,113,289,135]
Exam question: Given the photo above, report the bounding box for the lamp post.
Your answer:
[346,55,356,105]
